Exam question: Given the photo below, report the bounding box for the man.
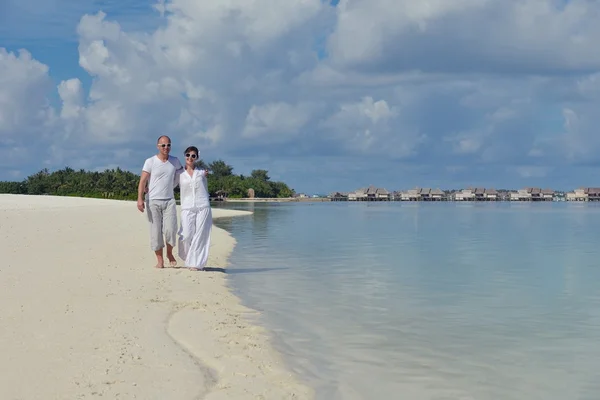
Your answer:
[137,135,184,268]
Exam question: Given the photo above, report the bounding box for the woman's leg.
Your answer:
[187,207,212,270]
[177,209,196,263]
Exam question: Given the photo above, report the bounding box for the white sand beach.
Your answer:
[0,194,313,400]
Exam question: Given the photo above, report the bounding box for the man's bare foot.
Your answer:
[154,250,165,269]
[188,267,201,271]
[166,244,177,267]
[166,253,177,268]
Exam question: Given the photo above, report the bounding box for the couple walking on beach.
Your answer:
[136,135,212,270]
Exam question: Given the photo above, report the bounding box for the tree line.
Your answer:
[0,159,295,200]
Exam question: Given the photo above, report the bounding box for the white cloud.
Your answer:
[0,49,54,139]
[327,0,600,74]
[323,97,396,127]
[242,102,314,139]
[0,48,58,177]
[4,0,600,190]
[53,1,328,152]
[449,133,483,155]
[510,166,553,179]
[318,96,418,155]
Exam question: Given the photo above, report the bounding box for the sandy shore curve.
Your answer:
[0,194,313,400]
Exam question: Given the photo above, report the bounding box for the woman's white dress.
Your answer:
[177,168,212,269]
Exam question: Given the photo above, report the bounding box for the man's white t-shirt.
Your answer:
[142,155,183,200]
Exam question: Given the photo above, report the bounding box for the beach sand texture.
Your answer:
[0,194,313,400]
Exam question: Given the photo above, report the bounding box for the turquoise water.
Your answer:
[213,201,600,400]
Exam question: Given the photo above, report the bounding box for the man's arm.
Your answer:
[137,171,150,212]
[173,158,184,188]
[173,169,183,188]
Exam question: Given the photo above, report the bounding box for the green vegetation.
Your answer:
[0,167,139,200]
[0,160,295,200]
[202,159,294,198]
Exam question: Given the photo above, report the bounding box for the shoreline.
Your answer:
[223,197,330,203]
[0,194,313,399]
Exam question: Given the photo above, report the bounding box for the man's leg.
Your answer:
[163,198,178,267]
[148,200,165,268]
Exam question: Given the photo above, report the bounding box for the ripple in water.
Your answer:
[215,201,600,400]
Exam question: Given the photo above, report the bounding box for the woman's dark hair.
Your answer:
[184,146,198,155]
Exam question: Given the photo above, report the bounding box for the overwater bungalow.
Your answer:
[527,187,543,201]
[399,189,421,201]
[566,187,600,201]
[453,187,498,201]
[346,186,390,201]
[588,188,600,201]
[419,188,431,200]
[516,187,555,201]
[454,188,475,201]
[333,185,597,202]
[348,188,367,201]
[566,188,587,201]
[485,188,499,201]
[473,187,486,201]
[375,187,391,201]
[541,189,555,201]
[396,188,446,201]
[430,188,445,201]
[510,189,532,201]
[329,192,349,201]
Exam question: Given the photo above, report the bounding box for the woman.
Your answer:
[176,146,212,271]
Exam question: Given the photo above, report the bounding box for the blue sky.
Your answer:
[2,0,600,193]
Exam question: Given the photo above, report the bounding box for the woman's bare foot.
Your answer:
[155,263,164,269]
[188,267,201,271]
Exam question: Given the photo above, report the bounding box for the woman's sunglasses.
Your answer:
[185,153,197,159]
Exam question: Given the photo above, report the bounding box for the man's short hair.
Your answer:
[157,135,171,144]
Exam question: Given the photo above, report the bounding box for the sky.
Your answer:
[2,0,600,194]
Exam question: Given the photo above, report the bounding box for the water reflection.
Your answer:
[215,201,600,400]
[213,201,278,240]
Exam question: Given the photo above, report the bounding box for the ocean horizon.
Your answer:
[214,201,600,400]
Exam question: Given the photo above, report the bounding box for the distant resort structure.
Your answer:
[326,186,600,202]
